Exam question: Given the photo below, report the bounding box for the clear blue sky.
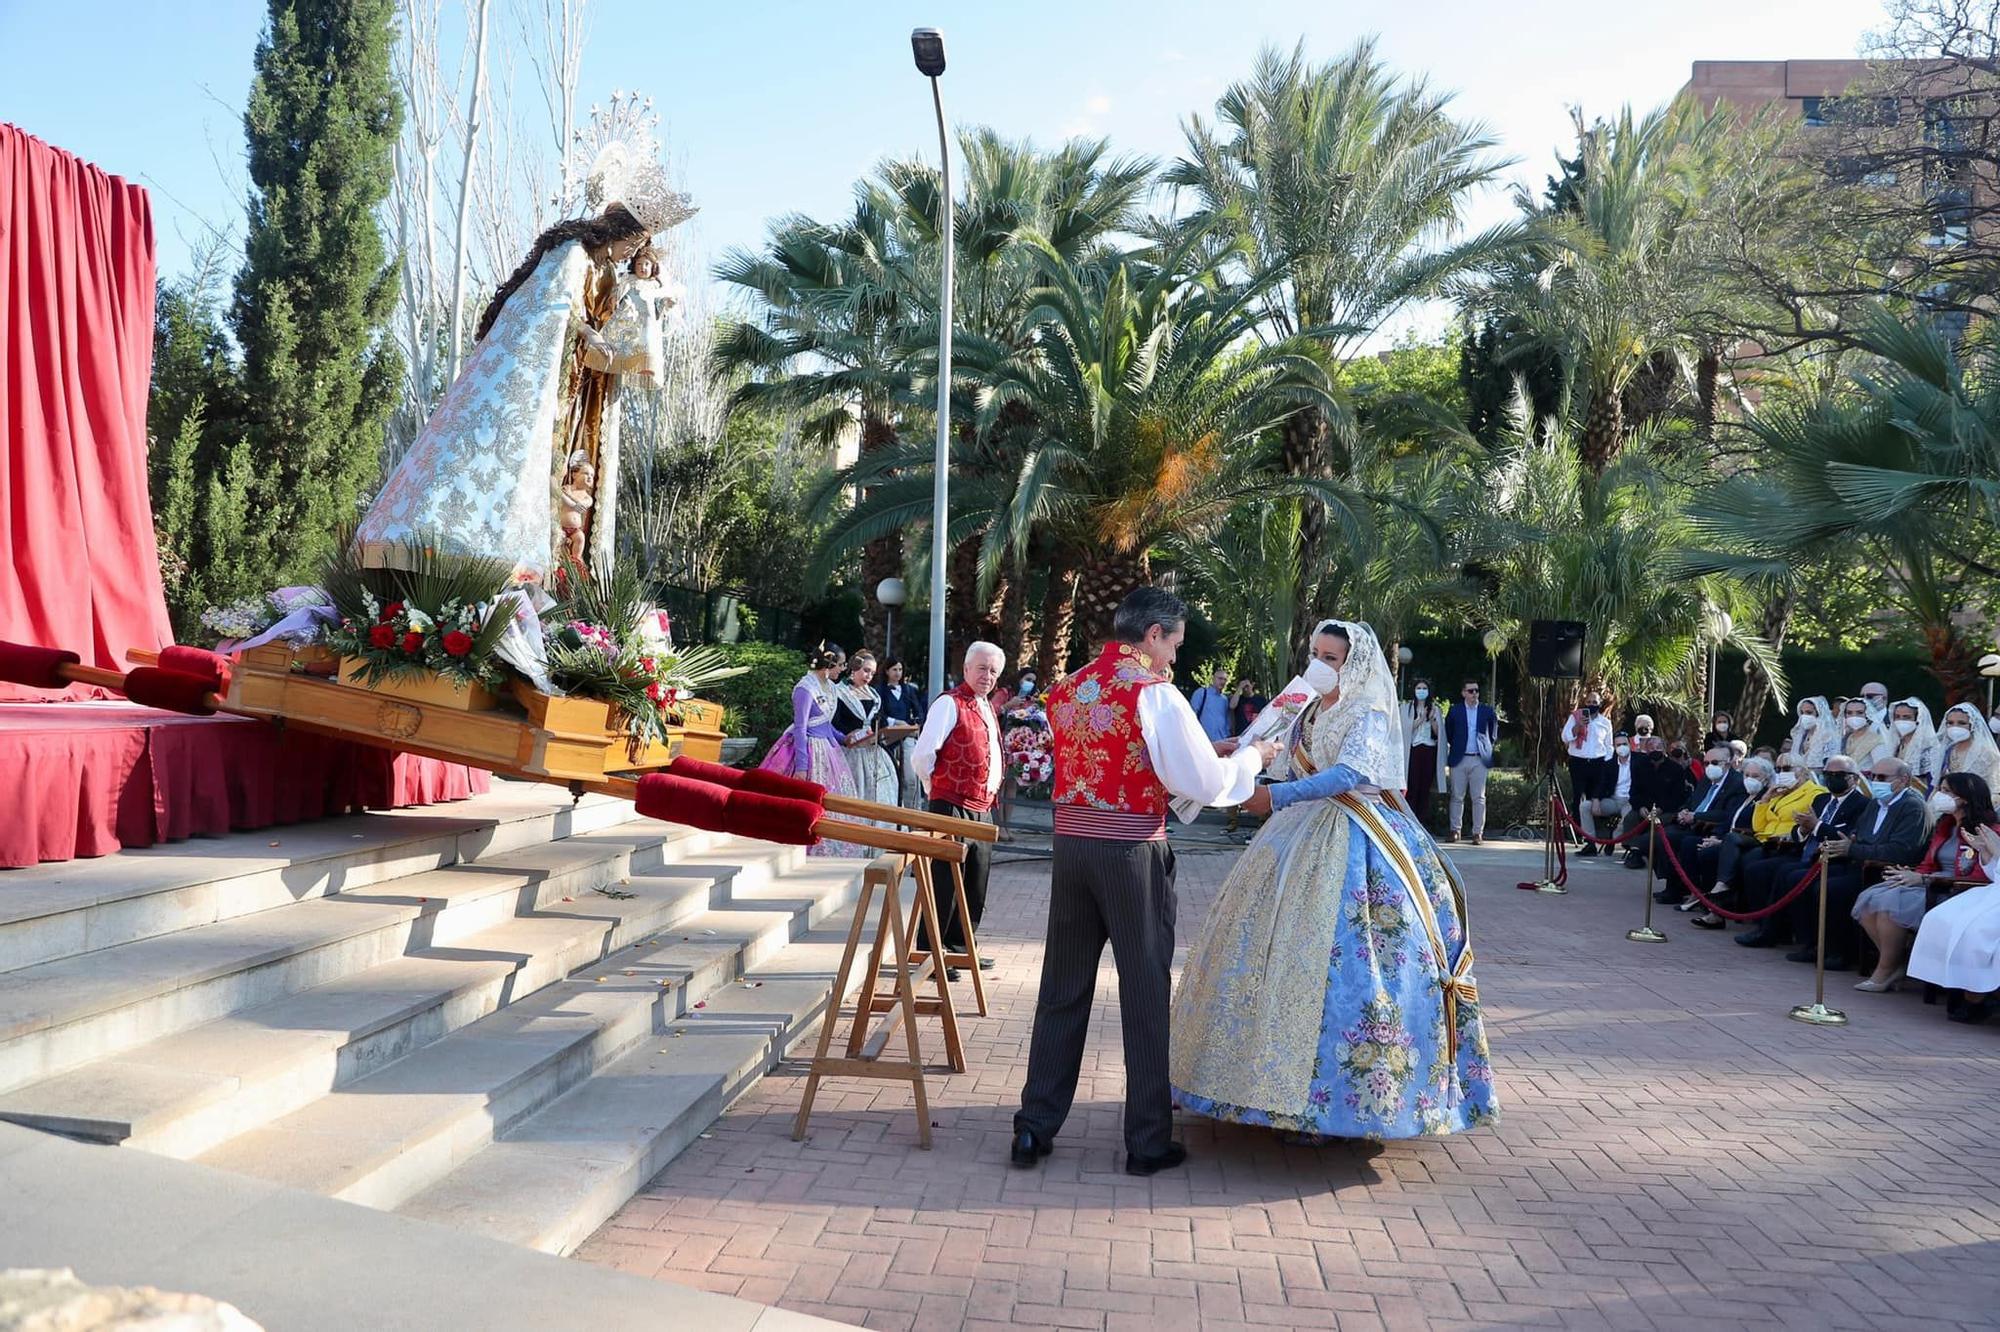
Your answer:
[3,0,1887,336]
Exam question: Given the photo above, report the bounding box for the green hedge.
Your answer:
[707,641,810,763]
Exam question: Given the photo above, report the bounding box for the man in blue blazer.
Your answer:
[1444,680,1499,844]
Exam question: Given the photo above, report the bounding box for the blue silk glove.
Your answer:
[1269,763,1367,813]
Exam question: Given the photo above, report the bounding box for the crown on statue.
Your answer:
[576,90,696,235]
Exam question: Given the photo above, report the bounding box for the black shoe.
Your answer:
[1785,947,1817,964]
[1577,844,1599,858]
[1010,1128,1052,1168]
[1822,955,1853,973]
[1947,998,1992,1025]
[1691,913,1724,930]
[946,967,962,982]
[1736,929,1778,948]
[1125,1142,1188,1177]
[979,956,996,971]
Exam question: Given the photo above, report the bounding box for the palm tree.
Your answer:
[712,194,926,646]
[1167,39,1514,643]
[1690,307,2000,699]
[719,132,1153,657]
[1471,99,1737,474]
[1448,391,1782,769]
[815,233,1344,673]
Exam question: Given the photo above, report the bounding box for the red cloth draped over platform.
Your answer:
[1,123,172,700]
[0,703,492,868]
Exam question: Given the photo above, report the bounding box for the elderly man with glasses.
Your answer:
[1445,679,1499,845]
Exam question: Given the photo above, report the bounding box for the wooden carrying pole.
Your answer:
[792,853,961,1149]
[94,655,966,865]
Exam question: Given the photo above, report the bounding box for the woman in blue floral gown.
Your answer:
[1170,619,1498,1140]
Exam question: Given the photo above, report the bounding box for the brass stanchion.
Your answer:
[1535,774,1567,894]
[1789,844,1849,1026]
[1627,811,1667,943]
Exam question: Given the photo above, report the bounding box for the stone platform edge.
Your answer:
[0,1121,850,1332]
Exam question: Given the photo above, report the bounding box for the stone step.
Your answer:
[0,819,698,1096]
[396,887,885,1255]
[0,850,732,1158]
[191,852,869,1216]
[0,783,637,975]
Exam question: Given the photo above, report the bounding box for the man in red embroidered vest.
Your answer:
[1014,588,1276,1177]
[910,641,1006,970]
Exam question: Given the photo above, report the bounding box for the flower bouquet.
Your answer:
[542,558,743,754]
[1169,672,1318,824]
[318,540,514,708]
[199,587,337,649]
[1004,723,1054,799]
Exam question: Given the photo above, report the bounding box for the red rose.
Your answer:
[443,631,473,657]
[369,623,395,649]
[380,601,404,622]
[401,631,426,655]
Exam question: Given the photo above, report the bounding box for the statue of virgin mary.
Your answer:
[355,134,694,582]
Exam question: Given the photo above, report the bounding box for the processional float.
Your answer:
[0,636,991,1149]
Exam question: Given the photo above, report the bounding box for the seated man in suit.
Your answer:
[1785,755,1928,971]
[1736,755,1871,948]
[1622,735,1695,868]
[1654,746,1745,904]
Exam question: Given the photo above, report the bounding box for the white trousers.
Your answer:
[1449,757,1490,837]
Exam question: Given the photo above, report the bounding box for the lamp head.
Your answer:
[875,577,908,609]
[910,27,946,77]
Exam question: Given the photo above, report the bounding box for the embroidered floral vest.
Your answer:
[1048,642,1171,840]
[930,686,996,812]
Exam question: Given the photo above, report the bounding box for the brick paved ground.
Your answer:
[577,836,2000,1331]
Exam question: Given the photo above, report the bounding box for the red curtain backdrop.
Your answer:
[0,123,172,701]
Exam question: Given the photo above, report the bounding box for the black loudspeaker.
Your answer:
[1528,619,1586,679]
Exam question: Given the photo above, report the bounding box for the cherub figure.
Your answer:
[558,451,596,564]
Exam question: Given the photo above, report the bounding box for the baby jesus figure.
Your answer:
[599,247,670,383]
[558,452,596,565]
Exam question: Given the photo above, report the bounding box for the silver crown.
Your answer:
[576,91,696,235]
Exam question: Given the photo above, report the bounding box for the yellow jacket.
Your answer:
[1751,778,1826,840]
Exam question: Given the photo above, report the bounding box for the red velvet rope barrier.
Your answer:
[1652,830,1826,922]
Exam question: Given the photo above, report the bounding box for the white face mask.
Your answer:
[1893,718,1918,736]
[1743,776,1765,795]
[1931,790,1960,817]
[1704,762,1725,782]
[1414,688,1429,700]
[1773,771,1798,790]
[1799,709,1816,722]
[1713,722,1729,734]
[1945,724,1972,744]
[1845,715,1869,731]
[1303,658,1341,695]
[1615,744,1630,759]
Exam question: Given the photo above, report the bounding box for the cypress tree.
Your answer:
[230,0,402,583]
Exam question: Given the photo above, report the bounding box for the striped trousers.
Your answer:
[1015,835,1178,1157]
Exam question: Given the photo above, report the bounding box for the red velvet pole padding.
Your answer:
[0,642,81,689]
[122,666,218,715]
[726,789,824,845]
[159,645,232,693]
[634,772,823,846]
[634,772,733,831]
[666,755,825,806]
[665,756,746,789]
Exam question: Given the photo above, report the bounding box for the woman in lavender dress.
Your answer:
[758,643,863,856]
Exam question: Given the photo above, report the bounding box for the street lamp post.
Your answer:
[912,26,953,703]
[876,577,907,663]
